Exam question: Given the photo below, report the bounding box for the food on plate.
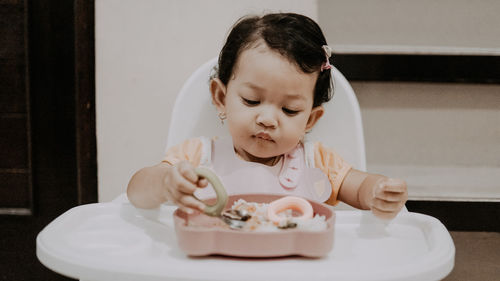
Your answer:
[215,198,327,232]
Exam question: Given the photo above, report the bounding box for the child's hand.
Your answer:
[163,161,208,214]
[370,178,408,220]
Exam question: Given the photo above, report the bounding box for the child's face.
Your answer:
[211,43,324,164]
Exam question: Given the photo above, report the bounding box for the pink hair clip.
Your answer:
[320,45,333,72]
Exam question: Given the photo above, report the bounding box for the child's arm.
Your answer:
[338,169,408,219]
[127,161,207,213]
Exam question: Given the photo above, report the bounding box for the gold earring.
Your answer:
[218,112,227,124]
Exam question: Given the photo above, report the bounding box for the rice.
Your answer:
[230,199,327,232]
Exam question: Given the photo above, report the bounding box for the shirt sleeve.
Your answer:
[162,138,204,167]
[313,142,352,205]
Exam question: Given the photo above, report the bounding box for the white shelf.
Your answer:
[331,44,500,55]
[369,164,500,202]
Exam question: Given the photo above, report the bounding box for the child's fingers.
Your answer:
[197,178,208,188]
[167,176,196,200]
[371,178,408,220]
[178,195,206,212]
[176,161,199,183]
[371,197,401,212]
[164,171,191,199]
[376,191,405,202]
[166,185,205,213]
[381,178,407,193]
[371,197,406,219]
[374,179,407,199]
[178,206,197,215]
[371,206,398,220]
[172,169,199,194]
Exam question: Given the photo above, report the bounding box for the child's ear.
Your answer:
[305,106,324,131]
[210,78,227,113]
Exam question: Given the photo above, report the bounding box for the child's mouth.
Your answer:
[255,132,273,141]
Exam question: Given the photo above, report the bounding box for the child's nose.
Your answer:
[256,108,278,128]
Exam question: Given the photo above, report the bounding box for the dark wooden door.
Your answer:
[0,0,96,280]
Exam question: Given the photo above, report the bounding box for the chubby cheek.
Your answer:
[281,121,307,145]
[227,122,247,142]
[226,109,252,138]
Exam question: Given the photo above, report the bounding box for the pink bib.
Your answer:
[194,137,332,203]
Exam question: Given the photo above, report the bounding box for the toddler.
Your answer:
[127,13,408,220]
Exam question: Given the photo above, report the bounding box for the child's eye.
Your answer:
[242,98,260,106]
[282,107,300,116]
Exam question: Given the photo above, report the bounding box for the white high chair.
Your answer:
[36,58,455,281]
[166,57,367,172]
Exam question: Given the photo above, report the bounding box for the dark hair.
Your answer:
[216,13,333,107]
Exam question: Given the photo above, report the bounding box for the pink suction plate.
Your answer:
[173,193,335,258]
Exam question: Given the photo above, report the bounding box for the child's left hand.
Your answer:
[370,178,408,220]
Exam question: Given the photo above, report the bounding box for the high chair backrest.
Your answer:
[166,57,367,171]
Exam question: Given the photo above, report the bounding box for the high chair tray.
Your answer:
[37,199,455,281]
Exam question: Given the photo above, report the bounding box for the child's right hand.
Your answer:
[163,161,208,214]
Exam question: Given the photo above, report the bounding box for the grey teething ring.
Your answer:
[194,167,228,217]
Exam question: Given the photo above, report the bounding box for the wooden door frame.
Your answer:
[0,1,96,280]
[25,0,97,213]
[74,0,97,205]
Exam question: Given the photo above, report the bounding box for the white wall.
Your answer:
[96,0,318,202]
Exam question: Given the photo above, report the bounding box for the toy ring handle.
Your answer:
[194,167,228,217]
[267,196,313,224]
